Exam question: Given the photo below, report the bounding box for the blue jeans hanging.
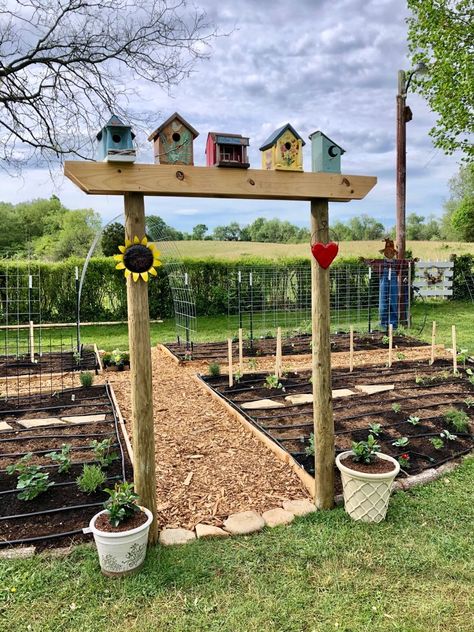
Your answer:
[379,262,398,329]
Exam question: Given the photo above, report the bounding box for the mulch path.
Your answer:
[107,347,311,530]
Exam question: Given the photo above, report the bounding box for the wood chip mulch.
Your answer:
[106,347,311,530]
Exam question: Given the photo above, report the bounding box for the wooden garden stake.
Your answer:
[388,323,393,368]
[238,328,243,373]
[276,327,282,378]
[124,193,158,544]
[430,321,436,365]
[349,325,354,372]
[310,199,334,509]
[228,338,233,387]
[451,325,457,373]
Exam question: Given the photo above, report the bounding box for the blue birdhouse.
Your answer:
[96,115,136,163]
[309,131,345,174]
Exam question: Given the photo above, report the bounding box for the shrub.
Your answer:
[208,362,220,377]
[76,464,106,494]
[103,482,140,527]
[351,434,380,465]
[80,371,94,387]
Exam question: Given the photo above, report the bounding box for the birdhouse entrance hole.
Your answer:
[112,134,122,143]
[284,141,292,150]
[172,132,181,142]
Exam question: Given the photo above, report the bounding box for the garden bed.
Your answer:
[0,346,99,378]
[200,359,474,492]
[0,384,131,548]
[165,331,427,362]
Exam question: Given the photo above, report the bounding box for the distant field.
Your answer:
[166,240,474,261]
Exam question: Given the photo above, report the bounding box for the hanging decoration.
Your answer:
[311,228,339,270]
[114,236,161,282]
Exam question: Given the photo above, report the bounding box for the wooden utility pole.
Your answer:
[396,69,408,262]
[124,193,158,544]
[310,199,334,509]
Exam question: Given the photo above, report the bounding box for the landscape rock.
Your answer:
[282,499,317,516]
[0,422,12,431]
[223,510,265,535]
[17,418,65,428]
[262,508,295,527]
[159,528,196,546]
[0,546,36,559]
[62,414,107,424]
[195,524,229,539]
[285,393,313,405]
[241,399,285,410]
[332,389,355,398]
[355,384,394,395]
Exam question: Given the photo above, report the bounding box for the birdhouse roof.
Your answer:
[96,115,135,140]
[259,123,306,151]
[208,132,249,146]
[148,112,199,141]
[309,130,345,153]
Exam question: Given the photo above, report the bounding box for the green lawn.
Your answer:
[34,299,474,354]
[1,458,472,632]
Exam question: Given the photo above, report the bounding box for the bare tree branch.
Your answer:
[0,0,216,171]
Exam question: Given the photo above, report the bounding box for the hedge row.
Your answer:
[0,255,472,323]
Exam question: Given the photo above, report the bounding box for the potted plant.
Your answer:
[336,434,400,523]
[83,482,153,577]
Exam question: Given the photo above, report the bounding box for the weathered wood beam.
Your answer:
[64,162,376,201]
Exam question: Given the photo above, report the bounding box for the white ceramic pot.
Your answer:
[336,452,400,523]
[84,506,153,577]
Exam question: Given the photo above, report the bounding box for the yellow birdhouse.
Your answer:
[259,123,305,171]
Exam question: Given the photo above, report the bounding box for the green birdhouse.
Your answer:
[148,112,199,165]
[309,131,345,174]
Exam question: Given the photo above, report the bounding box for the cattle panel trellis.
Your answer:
[226,263,413,340]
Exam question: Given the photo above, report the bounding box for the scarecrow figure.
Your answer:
[363,238,400,330]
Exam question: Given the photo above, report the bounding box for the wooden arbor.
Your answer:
[65,162,376,542]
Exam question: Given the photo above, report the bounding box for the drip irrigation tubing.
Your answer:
[0,440,118,460]
[0,401,112,416]
[0,457,117,474]
[0,431,118,444]
[0,501,104,521]
[0,419,114,436]
[105,382,127,483]
[0,527,85,547]
[0,475,122,496]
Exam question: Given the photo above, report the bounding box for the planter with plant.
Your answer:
[83,482,153,577]
[336,434,400,523]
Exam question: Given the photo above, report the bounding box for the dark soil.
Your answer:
[0,384,132,547]
[95,509,148,533]
[165,331,427,362]
[0,347,98,377]
[202,359,474,491]
[340,455,396,474]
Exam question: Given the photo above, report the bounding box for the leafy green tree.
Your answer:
[101,222,125,256]
[145,215,184,241]
[34,209,102,260]
[407,0,474,160]
[212,222,243,241]
[191,224,208,240]
[442,163,474,239]
[246,217,309,243]
[451,197,474,241]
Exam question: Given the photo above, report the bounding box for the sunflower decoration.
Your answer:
[114,236,161,282]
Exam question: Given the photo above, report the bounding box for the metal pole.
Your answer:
[75,266,80,353]
[249,271,254,350]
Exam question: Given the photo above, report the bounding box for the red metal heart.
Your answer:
[311,241,339,269]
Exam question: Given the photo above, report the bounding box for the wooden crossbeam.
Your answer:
[64,162,376,201]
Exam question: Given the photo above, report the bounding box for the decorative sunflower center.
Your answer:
[123,244,154,273]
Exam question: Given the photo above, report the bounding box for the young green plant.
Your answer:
[76,464,106,494]
[103,481,140,527]
[47,444,72,473]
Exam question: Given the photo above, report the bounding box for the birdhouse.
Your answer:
[309,131,345,174]
[206,133,250,169]
[259,124,305,171]
[148,112,199,165]
[96,115,136,163]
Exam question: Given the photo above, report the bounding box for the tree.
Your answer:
[451,197,474,241]
[145,215,183,241]
[191,223,208,240]
[441,163,474,239]
[407,0,474,160]
[212,222,243,241]
[34,208,102,260]
[0,1,214,169]
[101,222,125,256]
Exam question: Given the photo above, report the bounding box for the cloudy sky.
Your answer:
[1,0,462,233]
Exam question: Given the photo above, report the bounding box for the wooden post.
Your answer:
[310,199,334,509]
[349,325,354,373]
[451,325,457,373]
[124,193,158,544]
[29,321,35,364]
[238,328,243,373]
[228,338,233,387]
[388,323,393,368]
[275,327,282,378]
[430,321,436,365]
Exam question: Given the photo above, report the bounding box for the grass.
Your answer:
[0,457,472,632]
[168,239,474,261]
